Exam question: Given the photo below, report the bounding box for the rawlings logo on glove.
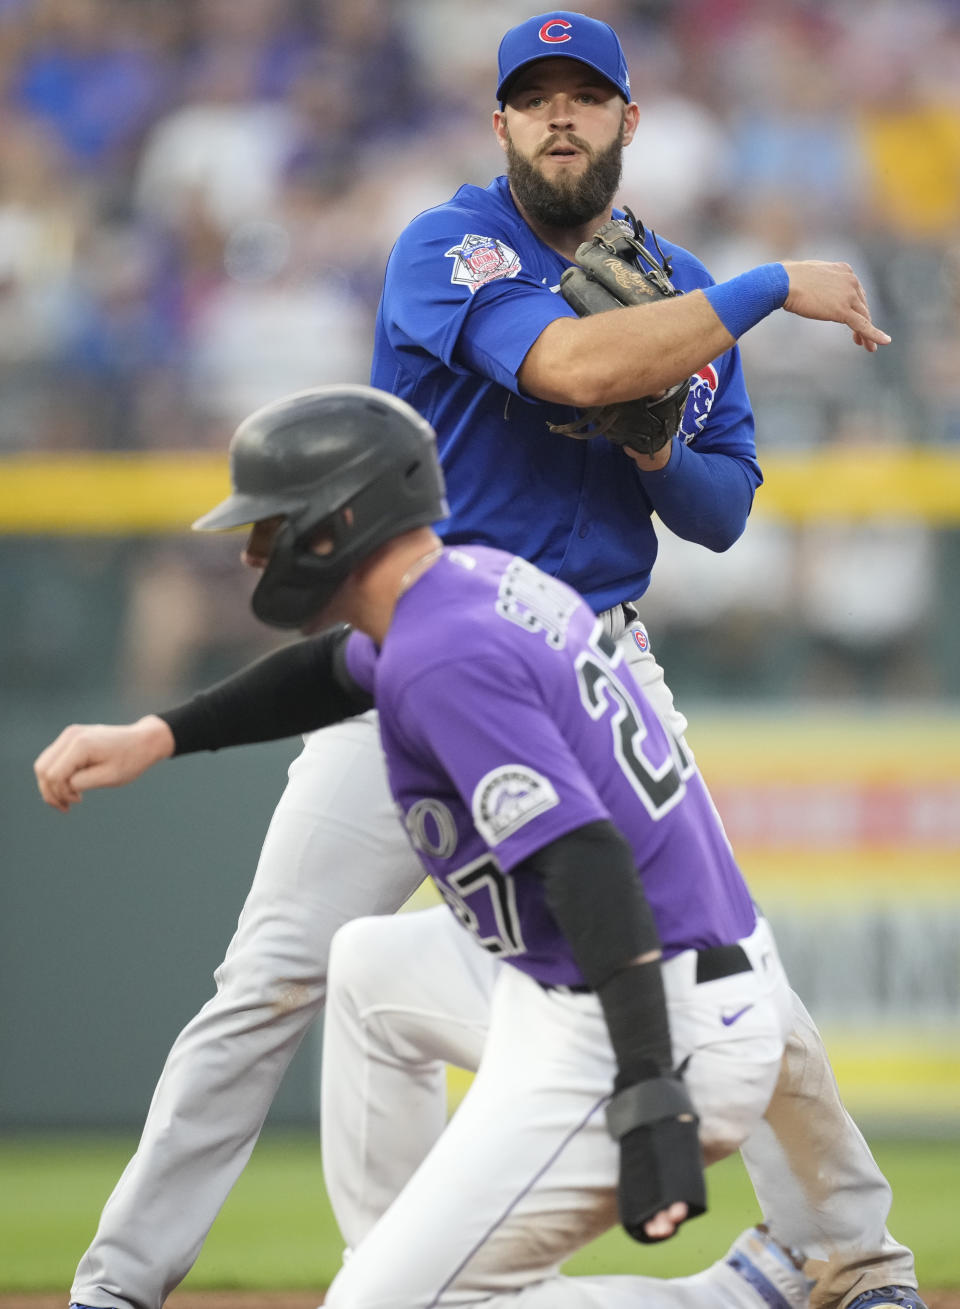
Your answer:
[550,210,691,457]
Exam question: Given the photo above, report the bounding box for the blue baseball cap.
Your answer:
[496,11,631,107]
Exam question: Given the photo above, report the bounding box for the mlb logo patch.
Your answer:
[446,234,521,293]
[632,628,649,652]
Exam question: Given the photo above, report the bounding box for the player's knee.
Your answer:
[213,938,326,1008]
[328,916,404,1007]
[208,963,324,1024]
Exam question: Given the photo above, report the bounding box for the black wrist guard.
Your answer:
[607,1074,706,1244]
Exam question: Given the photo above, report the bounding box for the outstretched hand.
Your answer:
[34,715,175,812]
[781,260,891,352]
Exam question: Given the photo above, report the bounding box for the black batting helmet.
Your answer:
[193,384,449,628]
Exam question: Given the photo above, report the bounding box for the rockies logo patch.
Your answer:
[471,764,559,845]
[446,234,521,293]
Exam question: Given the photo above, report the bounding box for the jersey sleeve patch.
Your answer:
[445,234,521,293]
[679,362,720,444]
[472,764,559,846]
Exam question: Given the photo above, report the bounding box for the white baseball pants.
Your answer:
[71,622,916,1309]
[322,906,795,1308]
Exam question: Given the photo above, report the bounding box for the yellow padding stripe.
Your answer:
[754,448,960,523]
[0,453,231,533]
[1,448,960,532]
[819,1032,960,1118]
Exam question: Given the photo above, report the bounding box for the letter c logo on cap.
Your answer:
[539,18,572,42]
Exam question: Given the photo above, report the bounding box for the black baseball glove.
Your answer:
[552,210,691,457]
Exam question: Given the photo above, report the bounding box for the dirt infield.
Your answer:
[3,1293,959,1309]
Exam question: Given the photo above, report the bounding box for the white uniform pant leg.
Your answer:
[322,905,497,1249]
[739,992,917,1308]
[71,713,424,1309]
[620,618,916,1304]
[323,915,792,1309]
[618,619,689,742]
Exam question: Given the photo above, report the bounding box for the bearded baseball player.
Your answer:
[34,13,922,1309]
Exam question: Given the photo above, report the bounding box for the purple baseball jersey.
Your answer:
[346,545,756,987]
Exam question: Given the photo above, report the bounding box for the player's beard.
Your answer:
[505,119,625,229]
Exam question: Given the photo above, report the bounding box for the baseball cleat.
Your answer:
[845,1289,928,1309]
[724,1225,814,1309]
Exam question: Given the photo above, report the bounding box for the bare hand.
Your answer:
[34,715,175,812]
[643,1200,690,1241]
[781,260,891,352]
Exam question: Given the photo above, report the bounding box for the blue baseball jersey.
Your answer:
[371,174,761,614]
[345,546,756,987]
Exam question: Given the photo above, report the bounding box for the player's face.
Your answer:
[494,59,639,228]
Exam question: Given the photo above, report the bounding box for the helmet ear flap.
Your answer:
[250,504,363,628]
[250,517,337,628]
[251,517,301,628]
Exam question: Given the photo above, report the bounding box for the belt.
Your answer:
[695,942,752,983]
[542,943,752,995]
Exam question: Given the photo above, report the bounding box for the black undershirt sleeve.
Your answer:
[514,819,672,1084]
[157,625,374,756]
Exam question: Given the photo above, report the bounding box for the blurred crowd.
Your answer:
[1,0,958,699]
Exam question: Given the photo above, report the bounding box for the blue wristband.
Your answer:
[702,263,789,339]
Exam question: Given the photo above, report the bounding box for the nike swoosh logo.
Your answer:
[721,1004,754,1027]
